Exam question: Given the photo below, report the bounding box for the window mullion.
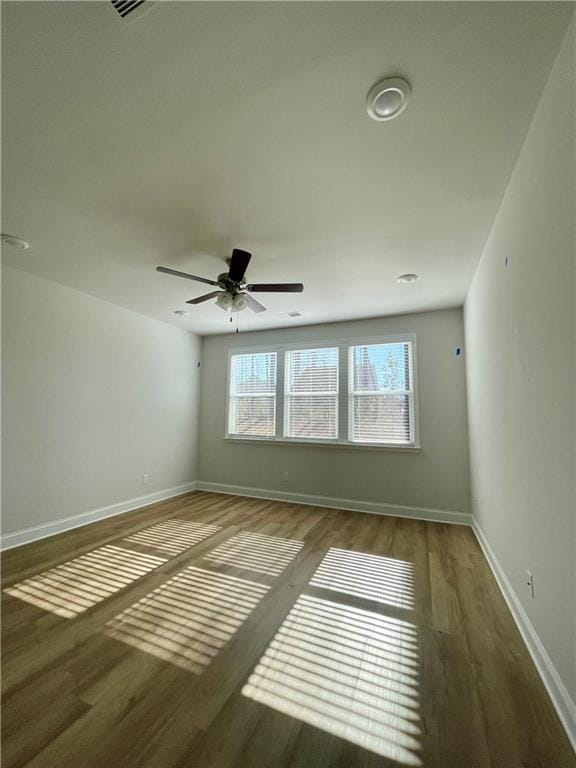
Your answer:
[338,345,348,444]
[409,391,416,444]
[276,350,285,439]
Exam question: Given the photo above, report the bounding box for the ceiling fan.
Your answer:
[156,249,303,314]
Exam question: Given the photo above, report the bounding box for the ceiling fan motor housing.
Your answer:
[217,272,244,294]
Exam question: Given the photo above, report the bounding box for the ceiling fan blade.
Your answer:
[156,266,218,286]
[243,293,267,313]
[246,283,304,293]
[228,249,252,283]
[186,291,225,305]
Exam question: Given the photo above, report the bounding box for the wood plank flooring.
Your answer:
[2,491,574,768]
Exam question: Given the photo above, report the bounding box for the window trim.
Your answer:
[284,346,339,441]
[225,333,420,450]
[348,339,418,447]
[226,349,278,439]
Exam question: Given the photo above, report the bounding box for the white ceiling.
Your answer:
[2,2,572,335]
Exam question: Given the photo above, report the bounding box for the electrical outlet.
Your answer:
[142,473,150,485]
[282,471,289,483]
[525,570,535,599]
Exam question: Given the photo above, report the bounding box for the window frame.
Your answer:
[284,346,340,441]
[227,349,278,439]
[348,340,417,447]
[225,334,420,450]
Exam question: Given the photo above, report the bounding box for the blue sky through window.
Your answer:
[353,343,410,392]
[233,353,276,390]
[233,344,410,392]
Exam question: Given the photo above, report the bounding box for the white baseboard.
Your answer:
[0,481,198,551]
[195,480,471,525]
[472,520,576,751]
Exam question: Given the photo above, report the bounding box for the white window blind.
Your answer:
[285,348,339,439]
[349,342,414,444]
[228,352,277,437]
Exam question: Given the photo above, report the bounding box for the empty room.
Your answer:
[1,2,575,766]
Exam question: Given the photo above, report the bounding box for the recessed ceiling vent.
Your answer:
[110,0,151,19]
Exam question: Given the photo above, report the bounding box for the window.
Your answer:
[349,342,414,444]
[285,348,338,439]
[228,352,277,437]
[226,335,418,449]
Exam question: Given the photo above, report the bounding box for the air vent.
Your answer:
[274,311,302,319]
[110,0,149,19]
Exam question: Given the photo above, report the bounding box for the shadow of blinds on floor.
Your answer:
[4,545,166,618]
[105,565,269,672]
[123,519,221,556]
[309,547,415,609]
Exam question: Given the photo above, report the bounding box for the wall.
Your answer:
[2,266,201,537]
[199,308,470,518]
[464,18,575,715]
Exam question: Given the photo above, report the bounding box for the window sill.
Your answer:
[223,437,421,452]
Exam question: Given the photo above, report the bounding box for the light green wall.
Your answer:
[465,20,575,700]
[2,267,202,535]
[199,308,470,515]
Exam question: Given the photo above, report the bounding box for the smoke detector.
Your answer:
[366,77,411,122]
[1,234,29,250]
[397,273,418,284]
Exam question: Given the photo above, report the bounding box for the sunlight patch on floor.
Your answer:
[105,566,269,672]
[242,594,422,765]
[4,546,166,618]
[123,519,221,556]
[203,531,304,576]
[309,548,414,609]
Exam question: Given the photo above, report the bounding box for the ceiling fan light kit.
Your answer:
[232,294,248,312]
[216,293,233,311]
[157,248,304,316]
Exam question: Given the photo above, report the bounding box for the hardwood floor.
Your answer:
[2,491,574,768]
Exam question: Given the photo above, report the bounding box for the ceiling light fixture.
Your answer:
[216,293,248,312]
[216,294,233,312]
[232,294,248,312]
[174,310,191,317]
[1,233,30,250]
[397,273,418,284]
[366,77,411,122]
